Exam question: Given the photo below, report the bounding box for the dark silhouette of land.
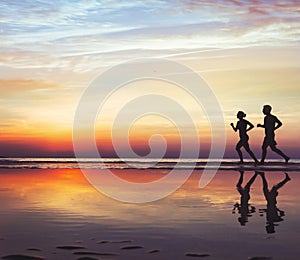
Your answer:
[257,105,290,164]
[258,171,291,233]
[231,111,258,164]
[232,170,258,225]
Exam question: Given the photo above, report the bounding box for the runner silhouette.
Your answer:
[232,170,258,226]
[258,172,291,233]
[257,105,290,164]
[231,111,258,164]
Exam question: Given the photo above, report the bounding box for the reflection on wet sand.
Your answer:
[0,169,299,259]
[232,170,257,225]
[258,171,291,234]
[233,170,291,233]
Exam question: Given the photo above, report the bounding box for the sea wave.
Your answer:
[0,158,299,171]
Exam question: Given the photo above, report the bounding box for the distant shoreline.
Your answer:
[0,158,299,171]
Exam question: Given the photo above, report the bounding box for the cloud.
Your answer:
[0,78,60,98]
[248,6,268,15]
[0,1,299,158]
[1,0,299,72]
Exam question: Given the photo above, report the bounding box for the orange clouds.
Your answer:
[0,78,59,96]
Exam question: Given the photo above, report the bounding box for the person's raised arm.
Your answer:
[230,122,238,132]
[274,117,283,130]
[246,120,254,132]
[257,122,264,128]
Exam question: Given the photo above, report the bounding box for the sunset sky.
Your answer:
[0,0,299,158]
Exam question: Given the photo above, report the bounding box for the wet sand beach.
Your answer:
[1,168,300,259]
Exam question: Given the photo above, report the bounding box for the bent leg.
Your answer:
[270,144,289,162]
[258,172,269,199]
[236,170,244,188]
[261,148,267,163]
[244,143,258,163]
[261,140,268,163]
[236,141,243,163]
[272,173,291,191]
[244,172,258,190]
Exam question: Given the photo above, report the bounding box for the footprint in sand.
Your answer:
[147,249,160,254]
[185,252,211,258]
[1,254,45,260]
[121,245,144,250]
[56,245,85,250]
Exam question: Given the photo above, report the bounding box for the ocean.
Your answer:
[0,157,299,171]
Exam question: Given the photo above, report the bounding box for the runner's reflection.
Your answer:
[232,170,258,225]
[258,172,291,233]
